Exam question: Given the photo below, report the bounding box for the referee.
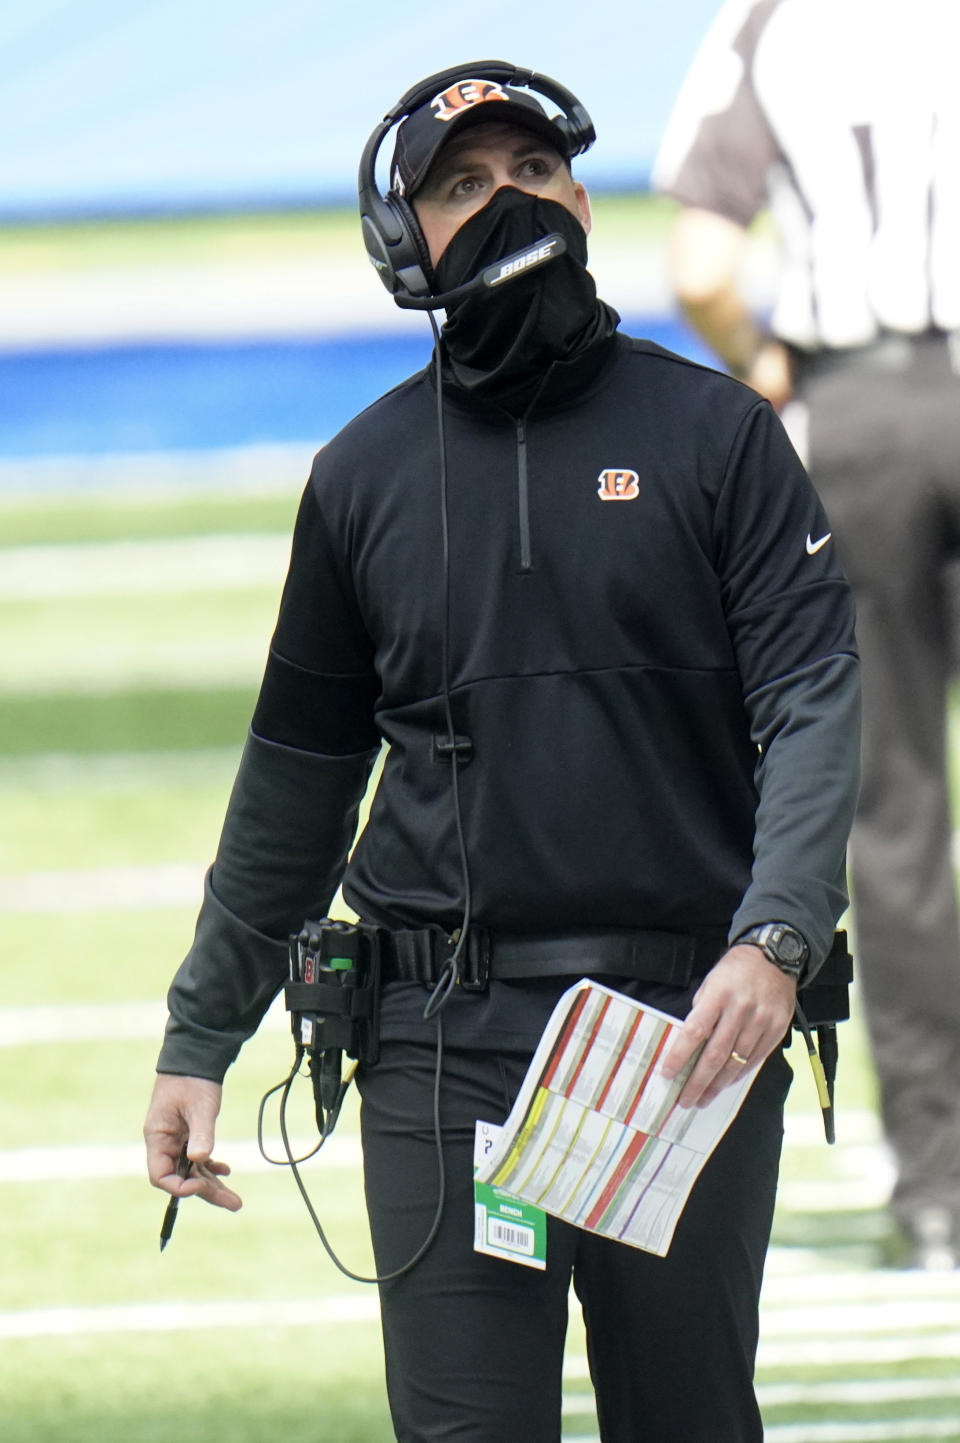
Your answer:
[655,0,960,1270]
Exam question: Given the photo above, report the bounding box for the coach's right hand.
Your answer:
[144,1073,243,1211]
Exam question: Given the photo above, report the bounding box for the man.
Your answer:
[145,62,859,1441]
[654,0,960,1270]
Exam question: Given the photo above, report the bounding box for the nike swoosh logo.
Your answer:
[806,532,831,555]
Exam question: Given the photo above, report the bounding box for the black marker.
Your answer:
[159,1143,191,1253]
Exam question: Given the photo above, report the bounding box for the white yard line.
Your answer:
[757,1332,960,1367]
[761,1265,960,1303]
[0,1134,359,1182]
[764,1424,960,1442]
[3,1292,960,1357]
[564,1425,960,1442]
[758,1379,960,1406]
[0,444,308,498]
[0,242,673,351]
[0,533,290,598]
[0,1294,380,1340]
[762,1299,960,1334]
[0,993,292,1047]
[0,1123,890,1189]
[0,1000,170,1047]
[0,862,207,914]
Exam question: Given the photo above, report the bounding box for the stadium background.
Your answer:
[2,3,960,1439]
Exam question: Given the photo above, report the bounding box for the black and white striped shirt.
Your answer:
[654,0,960,350]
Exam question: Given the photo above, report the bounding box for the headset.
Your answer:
[358,60,596,310]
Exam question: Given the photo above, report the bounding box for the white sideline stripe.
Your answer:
[758,1333,960,1366]
[762,1299,960,1333]
[762,1267,960,1303]
[561,1427,960,1442]
[0,994,287,1048]
[0,1135,361,1182]
[0,1000,169,1047]
[4,643,271,696]
[0,1116,889,1192]
[0,445,308,498]
[0,1295,380,1339]
[0,862,206,913]
[566,1342,960,1379]
[2,1133,900,1210]
[563,1373,960,1421]
[764,1425,960,1442]
[776,1174,891,1211]
[0,241,671,350]
[557,1432,960,1443]
[0,534,290,598]
[758,1378,960,1405]
[3,1290,960,1369]
[538,1428,960,1443]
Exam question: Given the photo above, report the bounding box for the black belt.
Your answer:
[378,925,729,992]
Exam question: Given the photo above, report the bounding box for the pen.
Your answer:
[159,1143,191,1253]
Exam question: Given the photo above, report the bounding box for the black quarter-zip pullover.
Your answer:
[159,332,859,1080]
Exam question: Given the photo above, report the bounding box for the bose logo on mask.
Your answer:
[483,235,566,288]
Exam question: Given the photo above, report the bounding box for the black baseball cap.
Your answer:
[390,78,572,198]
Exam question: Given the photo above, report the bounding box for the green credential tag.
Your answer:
[473,1120,547,1270]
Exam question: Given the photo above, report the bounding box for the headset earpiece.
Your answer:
[390,192,435,289]
[358,60,595,306]
[359,188,433,300]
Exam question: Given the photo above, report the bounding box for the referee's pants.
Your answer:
[357,1037,792,1443]
[798,330,960,1232]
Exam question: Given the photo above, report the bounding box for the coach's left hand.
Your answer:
[659,945,797,1108]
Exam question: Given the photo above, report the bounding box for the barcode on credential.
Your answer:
[487,1218,535,1255]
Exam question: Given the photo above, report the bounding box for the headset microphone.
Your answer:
[392,232,568,310]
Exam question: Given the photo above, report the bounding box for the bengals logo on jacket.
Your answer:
[430,80,511,123]
[597,469,640,500]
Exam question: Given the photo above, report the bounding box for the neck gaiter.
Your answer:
[431,186,616,408]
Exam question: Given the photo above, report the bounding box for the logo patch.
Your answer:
[430,80,511,123]
[597,469,640,501]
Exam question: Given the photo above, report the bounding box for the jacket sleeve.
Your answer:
[652,0,777,226]
[157,477,381,1081]
[714,398,860,976]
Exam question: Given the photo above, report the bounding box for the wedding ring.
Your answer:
[730,1050,749,1066]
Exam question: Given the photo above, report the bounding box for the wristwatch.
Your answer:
[736,922,809,979]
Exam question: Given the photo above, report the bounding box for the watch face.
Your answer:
[775,930,805,964]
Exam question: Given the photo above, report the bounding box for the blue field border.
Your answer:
[0,317,715,462]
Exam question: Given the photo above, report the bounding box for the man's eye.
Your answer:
[451,176,481,197]
[519,158,549,178]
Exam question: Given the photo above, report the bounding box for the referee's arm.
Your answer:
[668,205,793,411]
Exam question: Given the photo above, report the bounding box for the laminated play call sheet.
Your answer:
[474,979,757,1256]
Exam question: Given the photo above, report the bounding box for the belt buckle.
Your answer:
[456,927,491,991]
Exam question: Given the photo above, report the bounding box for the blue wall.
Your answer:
[0,319,713,460]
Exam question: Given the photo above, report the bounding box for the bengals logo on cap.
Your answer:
[431,80,511,123]
[597,469,640,500]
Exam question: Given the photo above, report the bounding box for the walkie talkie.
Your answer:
[285,919,381,1136]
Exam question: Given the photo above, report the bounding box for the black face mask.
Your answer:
[431,187,616,408]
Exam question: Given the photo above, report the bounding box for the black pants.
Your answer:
[357,1037,791,1442]
[799,331,960,1228]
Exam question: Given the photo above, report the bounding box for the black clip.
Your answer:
[432,733,474,766]
[455,927,491,992]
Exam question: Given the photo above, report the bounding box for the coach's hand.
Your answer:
[659,945,797,1108]
[144,1072,243,1211]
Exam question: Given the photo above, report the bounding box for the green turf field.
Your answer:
[2,395,959,1438]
